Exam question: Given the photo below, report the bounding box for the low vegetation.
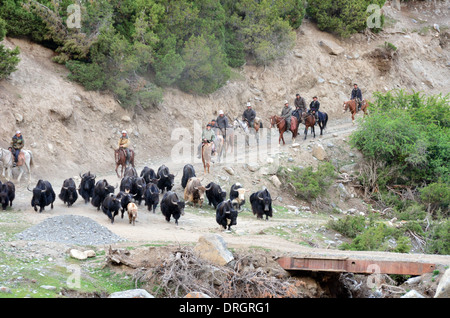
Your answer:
[328,90,449,255]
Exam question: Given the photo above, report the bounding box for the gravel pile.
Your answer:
[15,215,126,245]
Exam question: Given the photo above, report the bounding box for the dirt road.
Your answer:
[6,113,450,269]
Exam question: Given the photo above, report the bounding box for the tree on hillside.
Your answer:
[307,0,386,37]
[229,0,297,65]
[0,17,20,80]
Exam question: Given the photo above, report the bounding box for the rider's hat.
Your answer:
[122,130,127,134]
[16,130,21,134]
[284,100,289,104]
[296,93,300,96]
[313,96,317,99]
[246,102,251,107]
[218,110,224,115]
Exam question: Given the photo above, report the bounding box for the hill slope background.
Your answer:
[0,1,449,180]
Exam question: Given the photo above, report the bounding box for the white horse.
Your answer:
[0,148,33,182]
[233,118,259,146]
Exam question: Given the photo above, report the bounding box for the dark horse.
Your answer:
[115,148,135,178]
[269,115,298,145]
[301,111,328,140]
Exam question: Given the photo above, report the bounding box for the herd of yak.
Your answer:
[0,163,274,231]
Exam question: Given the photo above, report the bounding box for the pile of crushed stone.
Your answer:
[15,215,126,245]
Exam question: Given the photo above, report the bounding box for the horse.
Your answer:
[269,115,298,145]
[0,148,33,182]
[233,118,262,146]
[214,134,225,163]
[301,112,316,140]
[343,99,369,124]
[202,142,212,174]
[115,148,135,178]
[215,127,234,155]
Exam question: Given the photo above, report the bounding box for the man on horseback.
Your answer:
[197,124,216,159]
[10,130,24,167]
[281,100,293,131]
[242,102,256,129]
[351,83,363,111]
[309,96,320,124]
[118,130,131,165]
[293,93,306,123]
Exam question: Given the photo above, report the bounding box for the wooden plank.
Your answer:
[277,256,436,276]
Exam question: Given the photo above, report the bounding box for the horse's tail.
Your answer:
[323,113,328,130]
[28,150,34,167]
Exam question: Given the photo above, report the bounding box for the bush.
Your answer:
[340,223,411,253]
[306,0,386,37]
[0,17,20,80]
[419,182,450,216]
[350,90,450,187]
[425,219,450,255]
[66,60,105,91]
[327,215,367,238]
[277,162,336,201]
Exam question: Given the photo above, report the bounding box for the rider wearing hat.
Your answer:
[216,110,229,133]
[10,130,24,167]
[242,102,256,129]
[293,93,306,122]
[309,96,320,123]
[118,130,131,165]
[281,100,293,130]
[197,123,216,158]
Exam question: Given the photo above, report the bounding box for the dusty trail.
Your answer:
[7,113,450,269]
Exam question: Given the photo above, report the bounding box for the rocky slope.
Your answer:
[0,1,448,181]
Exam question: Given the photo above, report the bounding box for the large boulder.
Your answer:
[194,234,234,266]
[312,144,328,161]
[319,39,344,56]
[434,268,450,298]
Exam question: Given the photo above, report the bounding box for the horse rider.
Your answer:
[216,110,230,135]
[309,96,320,123]
[10,130,24,167]
[118,130,131,165]
[197,123,216,158]
[281,100,293,130]
[242,102,256,129]
[351,83,363,111]
[293,93,306,122]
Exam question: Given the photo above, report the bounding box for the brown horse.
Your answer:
[343,99,369,124]
[301,112,316,140]
[115,148,135,178]
[202,142,212,174]
[269,115,298,145]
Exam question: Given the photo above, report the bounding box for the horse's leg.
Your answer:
[17,167,23,182]
[304,127,307,140]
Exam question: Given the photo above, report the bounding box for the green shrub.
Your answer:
[66,60,105,91]
[425,219,450,255]
[0,17,20,80]
[419,182,450,216]
[277,162,336,201]
[306,0,386,37]
[340,223,411,253]
[327,215,367,238]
